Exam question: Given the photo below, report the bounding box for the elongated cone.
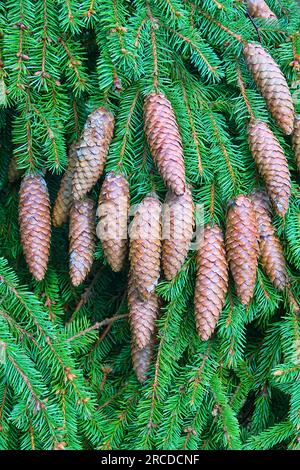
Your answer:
[69,199,96,286]
[250,190,289,290]
[52,140,79,227]
[244,42,294,135]
[8,157,24,183]
[129,194,162,300]
[132,340,153,383]
[96,172,129,272]
[128,274,159,350]
[292,115,300,172]
[247,0,276,18]
[19,174,51,281]
[194,224,228,341]
[144,93,186,196]
[72,108,114,200]
[248,119,290,217]
[226,195,259,305]
[162,188,194,280]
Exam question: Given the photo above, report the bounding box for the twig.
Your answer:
[66,314,128,343]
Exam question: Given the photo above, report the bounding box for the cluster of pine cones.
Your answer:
[15,13,299,381]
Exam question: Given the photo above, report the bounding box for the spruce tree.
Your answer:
[0,0,299,451]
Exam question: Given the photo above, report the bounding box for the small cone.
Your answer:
[194,224,228,341]
[244,42,294,135]
[292,115,300,172]
[8,157,24,183]
[226,195,259,305]
[248,119,290,217]
[72,108,114,200]
[132,341,153,383]
[96,172,129,272]
[144,92,186,195]
[250,190,289,290]
[162,188,194,280]
[19,174,51,281]
[69,199,96,286]
[129,194,162,299]
[247,0,276,18]
[52,140,79,227]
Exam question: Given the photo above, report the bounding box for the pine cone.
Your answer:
[72,108,114,200]
[226,195,259,305]
[96,172,129,272]
[250,190,288,290]
[128,275,159,350]
[162,188,194,280]
[247,0,276,18]
[144,92,186,196]
[8,157,24,183]
[194,224,228,341]
[131,341,153,383]
[129,194,162,300]
[244,42,294,135]
[292,115,300,172]
[69,199,96,286]
[19,174,51,281]
[52,140,79,227]
[248,119,290,217]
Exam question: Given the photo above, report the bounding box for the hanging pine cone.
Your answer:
[250,190,289,290]
[226,195,259,305]
[96,172,129,272]
[8,157,24,183]
[131,340,153,383]
[129,194,162,300]
[248,119,290,217]
[194,224,228,341]
[52,140,79,227]
[72,108,114,200]
[144,92,186,196]
[244,42,294,135]
[162,188,194,281]
[69,199,96,286]
[292,115,300,172]
[19,174,51,281]
[247,0,276,18]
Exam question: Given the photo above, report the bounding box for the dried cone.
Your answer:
[52,140,79,227]
[8,157,24,183]
[244,42,294,135]
[144,93,186,196]
[226,195,259,305]
[292,115,300,172]
[247,0,276,18]
[132,340,153,383]
[194,224,228,341]
[250,190,289,290]
[19,174,51,281]
[162,188,194,280]
[72,108,114,200]
[96,172,129,272]
[69,199,96,286]
[248,119,290,217]
[129,194,162,300]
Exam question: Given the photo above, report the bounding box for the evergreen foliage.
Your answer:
[0,0,299,450]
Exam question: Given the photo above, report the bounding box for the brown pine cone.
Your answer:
[69,199,96,286]
[226,195,259,305]
[129,194,162,300]
[144,92,186,196]
[292,115,300,172]
[244,42,294,135]
[131,340,153,383]
[52,140,79,227]
[8,157,24,183]
[248,119,290,217]
[194,224,228,341]
[19,174,51,281]
[250,190,289,290]
[96,172,129,272]
[162,188,194,280]
[72,108,114,200]
[247,0,276,18]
